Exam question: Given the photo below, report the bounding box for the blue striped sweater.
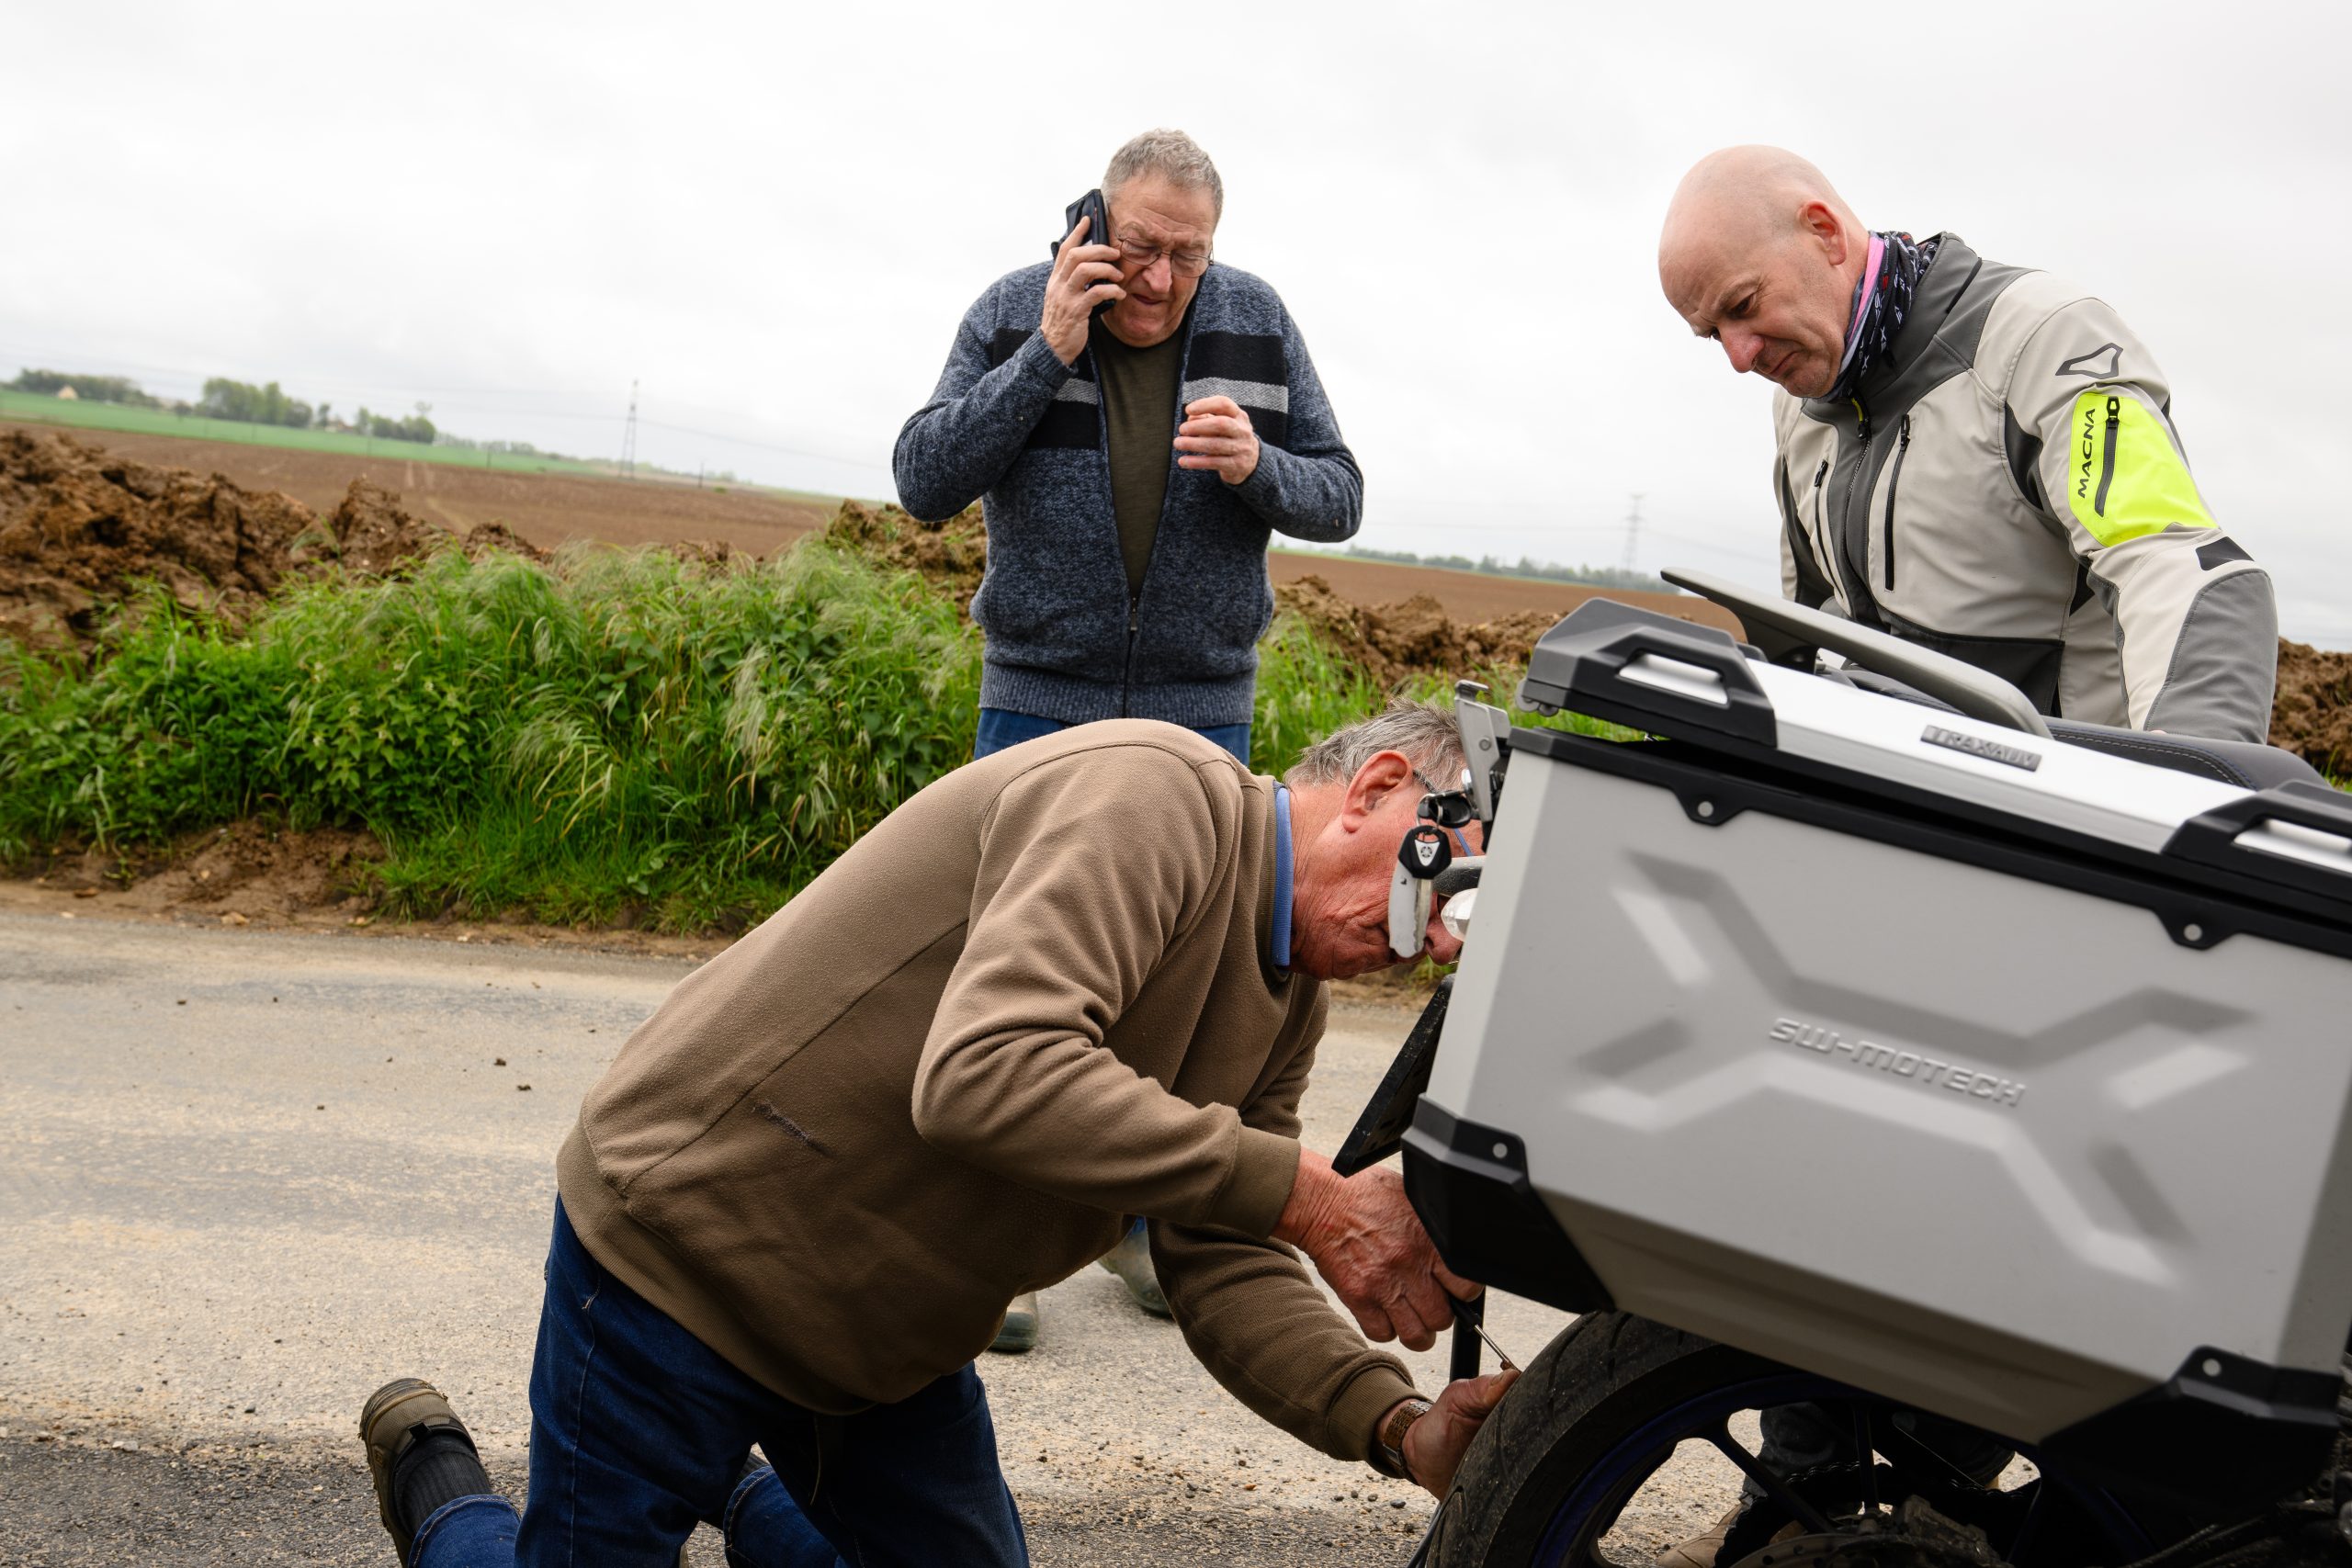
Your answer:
[894,262,1363,728]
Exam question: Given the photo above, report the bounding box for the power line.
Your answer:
[1344,515,1772,560]
[0,341,584,404]
[631,418,886,470]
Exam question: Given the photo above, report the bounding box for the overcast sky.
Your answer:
[6,2,2347,642]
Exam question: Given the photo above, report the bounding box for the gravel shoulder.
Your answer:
[0,910,1590,1565]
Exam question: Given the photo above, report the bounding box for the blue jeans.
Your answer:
[411,1202,1028,1568]
[974,707,1251,765]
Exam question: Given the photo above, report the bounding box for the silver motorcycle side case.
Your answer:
[1410,601,2352,1471]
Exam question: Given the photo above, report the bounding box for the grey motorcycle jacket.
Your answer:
[1771,235,2276,741]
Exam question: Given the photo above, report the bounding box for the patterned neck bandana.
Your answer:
[1824,230,1940,405]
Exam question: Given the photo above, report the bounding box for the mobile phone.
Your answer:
[1054,188,1112,256]
[1054,188,1116,318]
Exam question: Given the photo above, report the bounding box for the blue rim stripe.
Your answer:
[1525,1371,2152,1568]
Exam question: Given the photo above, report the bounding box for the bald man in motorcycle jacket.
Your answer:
[1658,144,2277,745]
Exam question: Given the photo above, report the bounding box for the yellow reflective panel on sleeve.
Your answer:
[2065,389,2215,547]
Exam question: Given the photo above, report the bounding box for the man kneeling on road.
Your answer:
[358,702,1513,1567]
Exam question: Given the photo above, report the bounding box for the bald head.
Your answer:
[1661,146,1857,259]
[1657,146,1871,398]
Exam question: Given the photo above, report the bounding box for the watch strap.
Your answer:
[1372,1396,1433,1480]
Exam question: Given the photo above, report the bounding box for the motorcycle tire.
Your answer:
[1424,1311,1745,1566]
[1422,1312,2177,1568]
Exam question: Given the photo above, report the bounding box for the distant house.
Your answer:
[55,385,78,400]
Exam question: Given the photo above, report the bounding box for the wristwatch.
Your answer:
[1372,1396,1433,1481]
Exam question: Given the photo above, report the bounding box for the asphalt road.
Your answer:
[0,911,1585,1566]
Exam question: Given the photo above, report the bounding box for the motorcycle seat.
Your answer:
[2041,721,2323,793]
[1818,667,2321,793]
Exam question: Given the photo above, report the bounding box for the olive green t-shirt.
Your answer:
[1091,317,1185,599]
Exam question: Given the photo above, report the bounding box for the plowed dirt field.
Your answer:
[0,421,832,558]
[1268,551,1739,635]
[0,420,1719,632]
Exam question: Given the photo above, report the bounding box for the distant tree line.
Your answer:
[6,368,163,407]
[348,405,437,445]
[434,434,548,457]
[5,367,438,446]
[1324,543,1674,594]
[200,378,315,429]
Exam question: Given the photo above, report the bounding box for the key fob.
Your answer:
[1398,823,1453,880]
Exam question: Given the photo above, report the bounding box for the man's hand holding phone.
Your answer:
[1042,216,1124,367]
[1176,395,1260,486]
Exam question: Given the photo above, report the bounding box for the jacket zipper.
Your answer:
[1882,414,1912,592]
[1086,339,1132,716]
[2095,395,2120,516]
[1836,400,1873,612]
[1808,458,1829,579]
[1119,598,1138,716]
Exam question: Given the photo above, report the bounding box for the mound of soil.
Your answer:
[0,428,319,648]
[824,498,987,613]
[0,428,546,651]
[318,476,450,575]
[2273,638,2352,776]
[26,819,386,921]
[813,501,1563,686]
[1274,572,1558,689]
[664,537,739,567]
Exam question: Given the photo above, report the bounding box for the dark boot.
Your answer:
[359,1377,492,1563]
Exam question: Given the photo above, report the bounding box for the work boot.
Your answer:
[1657,1501,1800,1568]
[989,1292,1040,1353]
[1096,1221,1170,1318]
[1656,1503,1744,1568]
[360,1377,492,1563]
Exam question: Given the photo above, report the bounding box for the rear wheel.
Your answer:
[1425,1313,2183,1568]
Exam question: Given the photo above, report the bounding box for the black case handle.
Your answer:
[1519,599,1777,749]
[2164,781,2352,912]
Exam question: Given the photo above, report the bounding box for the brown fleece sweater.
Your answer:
[556,721,1418,1462]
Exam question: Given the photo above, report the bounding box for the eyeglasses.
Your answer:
[1114,234,1212,277]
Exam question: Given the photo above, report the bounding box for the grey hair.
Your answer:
[1102,129,1224,220]
[1283,699,1467,792]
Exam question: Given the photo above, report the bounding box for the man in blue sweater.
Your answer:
[895,127,1363,761]
[894,127,1365,1348]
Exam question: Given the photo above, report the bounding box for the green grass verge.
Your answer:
[0,530,1679,932]
[0,389,609,478]
[2,537,1615,931]
[0,542,980,929]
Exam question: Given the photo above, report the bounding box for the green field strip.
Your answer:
[0,390,608,477]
